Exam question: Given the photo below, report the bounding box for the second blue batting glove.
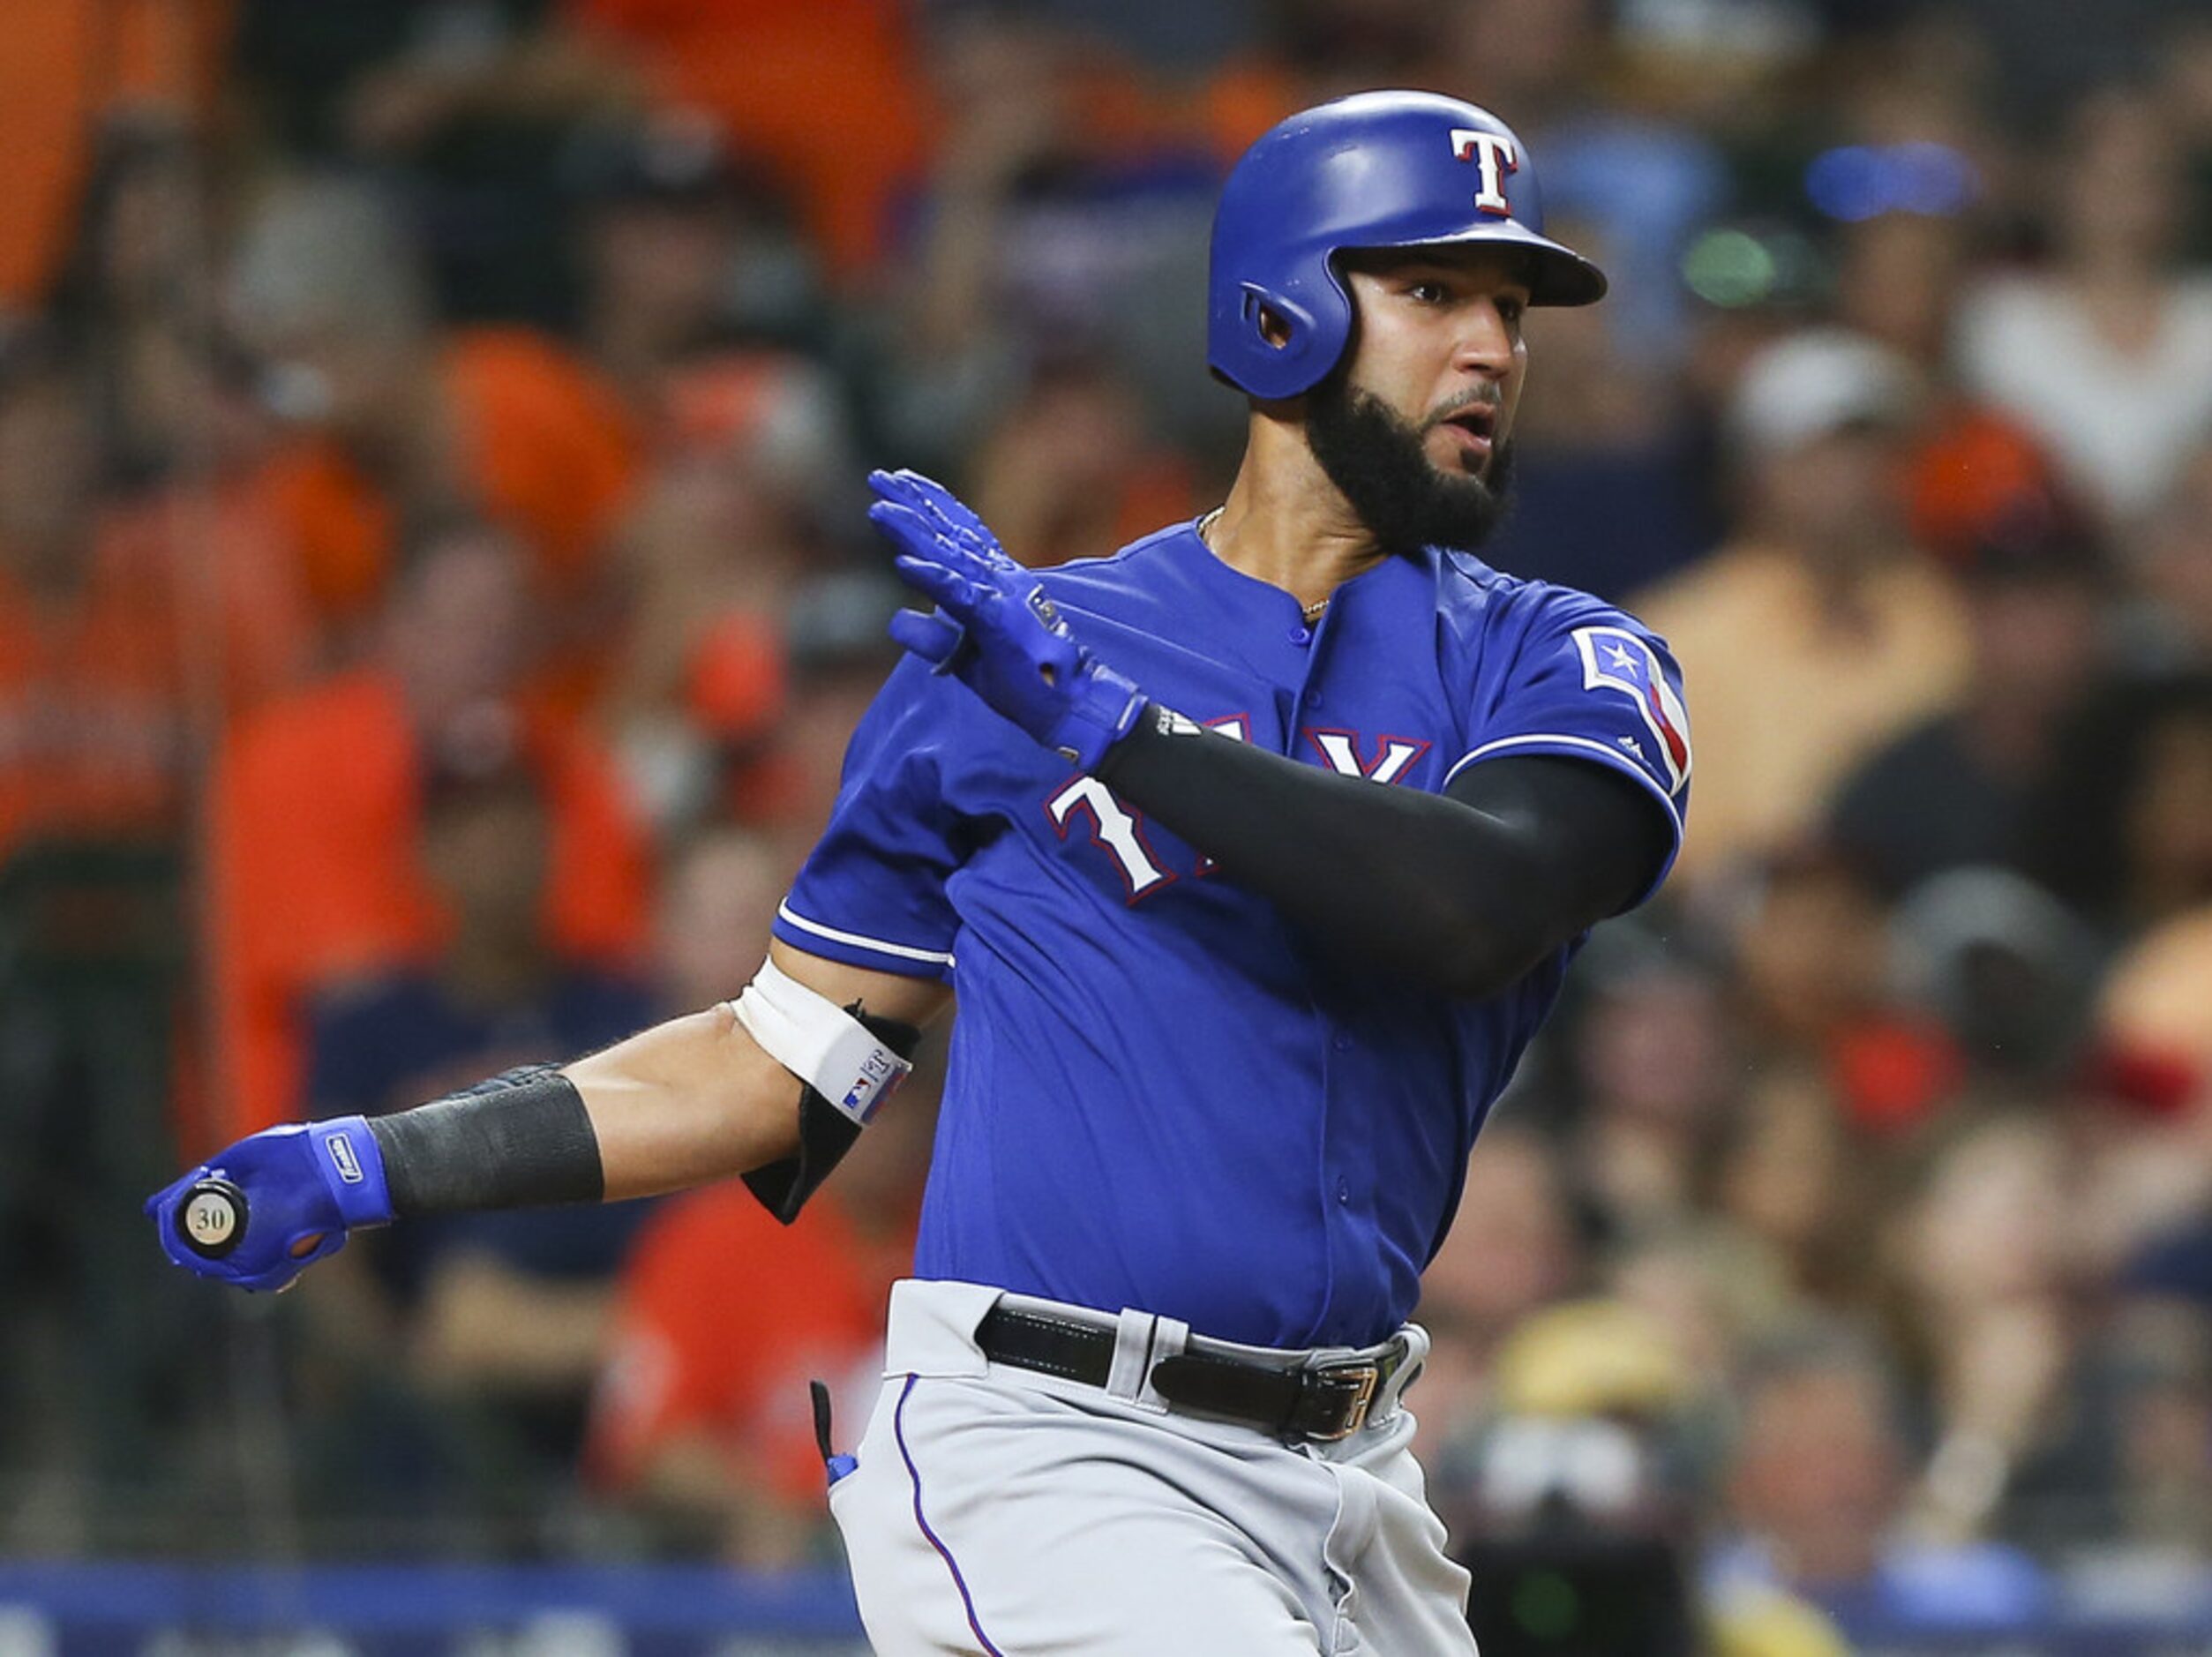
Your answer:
[145,1117,395,1293]
[870,469,1144,773]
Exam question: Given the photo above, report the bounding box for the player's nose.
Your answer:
[1449,301,1518,380]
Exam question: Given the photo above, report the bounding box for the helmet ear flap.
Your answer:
[1233,281,1337,400]
[1240,281,1316,352]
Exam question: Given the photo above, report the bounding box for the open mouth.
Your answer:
[1432,402,1498,465]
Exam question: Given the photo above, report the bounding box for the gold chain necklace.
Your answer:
[1196,508,1331,623]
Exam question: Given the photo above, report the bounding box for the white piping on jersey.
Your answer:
[1443,732,1686,836]
[776,901,956,967]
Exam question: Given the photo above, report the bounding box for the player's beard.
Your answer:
[1304,376,1516,556]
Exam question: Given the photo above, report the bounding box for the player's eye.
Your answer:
[1496,296,1527,327]
[1406,280,1451,304]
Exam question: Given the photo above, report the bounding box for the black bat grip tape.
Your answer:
[176,1177,249,1260]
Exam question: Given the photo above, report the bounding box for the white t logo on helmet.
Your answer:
[1449,129,1518,218]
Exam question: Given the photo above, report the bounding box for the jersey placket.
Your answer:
[1281,594,1378,1346]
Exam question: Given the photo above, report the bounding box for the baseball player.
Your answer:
[151,92,1690,1653]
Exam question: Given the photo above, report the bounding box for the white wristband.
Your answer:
[726,956,913,1127]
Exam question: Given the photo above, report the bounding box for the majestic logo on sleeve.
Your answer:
[1571,627,1691,792]
[1450,128,1519,217]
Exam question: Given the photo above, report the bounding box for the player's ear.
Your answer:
[1256,304,1294,349]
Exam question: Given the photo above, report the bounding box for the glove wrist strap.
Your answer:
[304,1116,396,1227]
[1054,663,1146,772]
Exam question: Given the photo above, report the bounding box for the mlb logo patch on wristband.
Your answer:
[843,1050,909,1123]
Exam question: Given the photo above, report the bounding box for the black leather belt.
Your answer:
[975,1304,1412,1443]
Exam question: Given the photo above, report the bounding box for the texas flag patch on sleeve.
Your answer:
[1571,626,1692,794]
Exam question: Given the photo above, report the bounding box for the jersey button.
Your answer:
[1332,1033,1352,1052]
[1288,626,1312,646]
[1335,1177,1351,1205]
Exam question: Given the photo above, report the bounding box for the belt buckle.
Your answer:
[1301,1359,1382,1442]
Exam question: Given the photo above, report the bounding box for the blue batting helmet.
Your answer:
[1207,91,1607,402]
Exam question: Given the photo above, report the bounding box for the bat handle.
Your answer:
[177,1177,249,1260]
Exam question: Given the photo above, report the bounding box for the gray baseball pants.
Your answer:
[827,1278,1478,1655]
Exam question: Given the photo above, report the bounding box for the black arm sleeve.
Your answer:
[366,1065,604,1216]
[1092,708,1671,1000]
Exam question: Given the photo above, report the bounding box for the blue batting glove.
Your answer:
[145,1117,395,1293]
[869,469,1144,772]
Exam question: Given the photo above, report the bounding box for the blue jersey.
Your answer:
[773,523,1690,1349]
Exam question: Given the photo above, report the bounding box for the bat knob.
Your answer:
[178,1177,248,1259]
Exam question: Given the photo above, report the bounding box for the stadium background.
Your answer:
[4,0,2212,1652]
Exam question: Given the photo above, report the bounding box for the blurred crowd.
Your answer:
[4,0,2212,1646]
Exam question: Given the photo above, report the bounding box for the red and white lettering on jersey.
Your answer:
[1046,774,1173,903]
[1449,128,1518,217]
[1305,730,1430,784]
[1052,716,1428,892]
[1571,626,1691,793]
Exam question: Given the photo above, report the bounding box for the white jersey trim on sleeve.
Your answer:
[776,901,956,968]
[1443,732,1686,838]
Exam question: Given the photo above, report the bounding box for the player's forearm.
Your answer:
[372,948,946,1217]
[1095,713,1663,998]
[566,1005,803,1201]
[356,1007,798,1215]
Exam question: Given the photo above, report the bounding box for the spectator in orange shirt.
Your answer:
[0,339,183,861]
[42,116,319,708]
[561,0,929,281]
[210,514,649,1145]
[0,331,303,866]
[0,0,230,315]
[228,177,639,654]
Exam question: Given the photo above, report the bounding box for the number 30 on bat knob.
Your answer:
[177,1178,248,1260]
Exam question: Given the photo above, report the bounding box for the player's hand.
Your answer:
[870,468,1144,771]
[145,1118,395,1293]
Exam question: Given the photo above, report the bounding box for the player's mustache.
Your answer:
[1421,387,1503,431]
